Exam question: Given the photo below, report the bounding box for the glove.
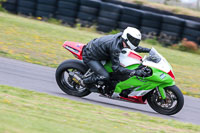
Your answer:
[130,67,151,77]
[129,69,144,77]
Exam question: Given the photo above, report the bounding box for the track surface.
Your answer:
[0,57,200,125]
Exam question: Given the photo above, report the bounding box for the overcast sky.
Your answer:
[181,0,196,3]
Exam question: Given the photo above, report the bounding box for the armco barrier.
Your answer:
[1,0,200,45]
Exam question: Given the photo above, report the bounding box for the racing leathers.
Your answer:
[82,32,150,86]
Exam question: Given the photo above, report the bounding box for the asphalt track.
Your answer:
[0,57,200,125]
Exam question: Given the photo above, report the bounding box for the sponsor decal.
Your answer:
[65,46,79,53]
[160,73,166,79]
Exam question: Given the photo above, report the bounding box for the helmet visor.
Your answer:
[127,33,140,47]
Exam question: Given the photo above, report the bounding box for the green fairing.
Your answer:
[104,62,175,99]
[104,61,113,73]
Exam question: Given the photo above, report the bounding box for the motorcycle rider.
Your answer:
[82,27,151,92]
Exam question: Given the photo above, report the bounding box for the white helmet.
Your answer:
[122,27,141,50]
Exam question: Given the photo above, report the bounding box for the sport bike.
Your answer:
[56,41,184,115]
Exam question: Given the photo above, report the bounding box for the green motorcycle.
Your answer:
[56,41,184,115]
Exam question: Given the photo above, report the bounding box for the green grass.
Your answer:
[0,85,200,133]
[0,12,200,98]
[0,12,101,67]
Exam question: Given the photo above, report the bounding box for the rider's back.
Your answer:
[83,32,123,61]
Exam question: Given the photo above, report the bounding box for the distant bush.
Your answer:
[0,0,6,12]
[143,37,200,55]
[157,32,179,46]
[180,38,198,51]
[75,23,97,33]
[133,0,144,5]
[142,32,157,40]
[109,29,120,35]
[47,18,62,25]
[0,0,5,3]
[171,38,200,54]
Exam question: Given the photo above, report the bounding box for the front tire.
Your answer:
[56,59,91,97]
[147,85,184,115]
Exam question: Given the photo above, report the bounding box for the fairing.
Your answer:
[119,48,142,67]
[104,48,175,101]
[142,48,174,78]
[63,41,85,60]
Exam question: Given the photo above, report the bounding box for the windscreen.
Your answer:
[146,48,161,63]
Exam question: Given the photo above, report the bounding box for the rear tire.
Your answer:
[56,59,91,97]
[147,85,184,115]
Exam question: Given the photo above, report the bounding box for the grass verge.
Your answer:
[123,0,200,17]
[0,12,200,98]
[0,85,200,133]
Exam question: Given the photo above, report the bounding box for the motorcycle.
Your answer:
[56,41,184,115]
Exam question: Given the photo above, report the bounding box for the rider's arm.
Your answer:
[111,49,146,77]
[135,46,151,53]
[111,49,132,75]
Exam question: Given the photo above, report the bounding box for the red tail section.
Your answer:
[63,41,85,60]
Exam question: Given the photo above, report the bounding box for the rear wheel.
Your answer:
[147,85,184,115]
[56,60,91,97]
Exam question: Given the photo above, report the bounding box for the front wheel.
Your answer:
[147,85,184,115]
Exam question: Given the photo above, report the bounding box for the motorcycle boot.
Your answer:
[83,74,107,93]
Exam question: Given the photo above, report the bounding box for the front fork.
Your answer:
[156,86,166,99]
[157,80,175,99]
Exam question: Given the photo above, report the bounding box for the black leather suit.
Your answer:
[82,32,150,84]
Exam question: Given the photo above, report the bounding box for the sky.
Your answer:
[181,0,196,3]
